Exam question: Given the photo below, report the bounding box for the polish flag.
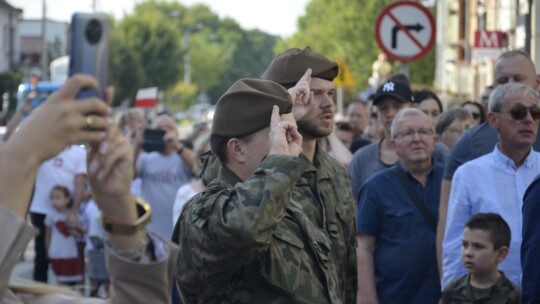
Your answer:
[135,87,158,108]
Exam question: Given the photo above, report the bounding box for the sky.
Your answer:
[13,0,310,37]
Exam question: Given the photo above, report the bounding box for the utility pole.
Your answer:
[41,0,48,80]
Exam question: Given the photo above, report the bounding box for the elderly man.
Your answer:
[135,114,193,238]
[437,50,540,274]
[175,77,353,303]
[349,80,448,199]
[442,83,540,288]
[356,108,442,303]
[261,47,357,301]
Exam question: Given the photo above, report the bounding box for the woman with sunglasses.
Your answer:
[461,101,486,126]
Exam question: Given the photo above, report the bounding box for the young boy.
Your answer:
[439,213,521,303]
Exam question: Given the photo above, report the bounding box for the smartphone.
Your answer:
[69,13,109,99]
[142,129,166,153]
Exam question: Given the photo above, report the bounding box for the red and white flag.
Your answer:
[135,87,158,108]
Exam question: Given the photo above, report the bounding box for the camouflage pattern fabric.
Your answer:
[439,272,521,304]
[173,147,357,303]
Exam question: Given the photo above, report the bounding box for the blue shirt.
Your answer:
[442,146,540,288]
[356,162,442,304]
[521,173,540,303]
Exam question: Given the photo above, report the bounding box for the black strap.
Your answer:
[392,166,437,233]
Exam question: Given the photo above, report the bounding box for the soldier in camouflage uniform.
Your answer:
[260,47,357,303]
[440,213,521,304]
[174,55,356,303]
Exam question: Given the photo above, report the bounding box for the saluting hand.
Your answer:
[288,68,314,122]
[268,105,302,157]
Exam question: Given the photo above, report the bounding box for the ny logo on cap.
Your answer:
[382,81,395,92]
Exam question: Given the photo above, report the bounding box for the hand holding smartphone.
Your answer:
[69,13,109,100]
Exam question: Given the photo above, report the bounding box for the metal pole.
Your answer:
[336,86,344,118]
[400,63,409,80]
[183,29,191,84]
[41,0,47,80]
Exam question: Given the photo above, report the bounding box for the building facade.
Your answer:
[435,0,537,102]
[0,0,22,72]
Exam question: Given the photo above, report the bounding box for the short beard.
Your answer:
[297,119,332,140]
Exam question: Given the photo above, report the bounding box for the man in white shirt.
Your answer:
[442,83,540,288]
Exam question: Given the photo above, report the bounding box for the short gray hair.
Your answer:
[391,108,430,139]
[488,83,540,113]
[435,108,472,136]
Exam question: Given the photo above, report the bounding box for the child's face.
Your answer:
[51,189,69,212]
[461,228,506,276]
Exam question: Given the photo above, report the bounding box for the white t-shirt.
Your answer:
[44,209,79,259]
[172,182,200,226]
[29,145,87,215]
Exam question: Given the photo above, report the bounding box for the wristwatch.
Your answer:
[102,197,151,235]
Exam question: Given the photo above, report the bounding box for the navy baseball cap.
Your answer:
[373,80,414,105]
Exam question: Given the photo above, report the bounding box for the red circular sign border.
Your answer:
[374,1,436,63]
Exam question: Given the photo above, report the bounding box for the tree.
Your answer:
[108,24,145,106]
[108,0,278,109]
[277,0,436,92]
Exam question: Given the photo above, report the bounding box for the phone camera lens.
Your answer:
[85,19,102,45]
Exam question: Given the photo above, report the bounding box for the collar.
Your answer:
[395,160,434,180]
[217,164,243,188]
[493,145,535,170]
[462,272,507,300]
[299,144,334,180]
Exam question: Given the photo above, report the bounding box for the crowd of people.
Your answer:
[2,46,540,304]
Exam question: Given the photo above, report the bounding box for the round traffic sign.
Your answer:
[374,1,436,62]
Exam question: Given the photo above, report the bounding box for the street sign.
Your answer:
[472,30,506,60]
[374,1,435,63]
[334,58,356,88]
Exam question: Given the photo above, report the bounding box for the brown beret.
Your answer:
[211,78,293,137]
[261,47,338,88]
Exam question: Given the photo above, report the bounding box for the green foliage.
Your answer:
[277,0,435,92]
[0,71,23,112]
[165,81,198,111]
[108,0,277,110]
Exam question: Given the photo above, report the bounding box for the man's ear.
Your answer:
[226,138,246,163]
[487,112,499,130]
[390,138,397,151]
[535,74,540,92]
[495,246,509,263]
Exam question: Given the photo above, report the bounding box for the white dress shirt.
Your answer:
[442,146,540,288]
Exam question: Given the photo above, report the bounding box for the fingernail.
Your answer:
[89,159,99,174]
[97,170,105,180]
[99,142,108,154]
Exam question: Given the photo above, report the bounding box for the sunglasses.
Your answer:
[470,112,481,120]
[499,105,540,120]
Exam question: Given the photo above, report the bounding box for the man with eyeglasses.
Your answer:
[349,80,448,200]
[356,108,442,303]
[442,83,540,289]
[436,50,540,280]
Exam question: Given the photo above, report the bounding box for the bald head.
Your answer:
[494,50,539,91]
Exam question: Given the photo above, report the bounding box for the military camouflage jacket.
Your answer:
[439,272,521,304]
[173,148,357,304]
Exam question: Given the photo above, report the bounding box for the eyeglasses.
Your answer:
[497,105,540,120]
[394,128,434,141]
[470,112,481,120]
